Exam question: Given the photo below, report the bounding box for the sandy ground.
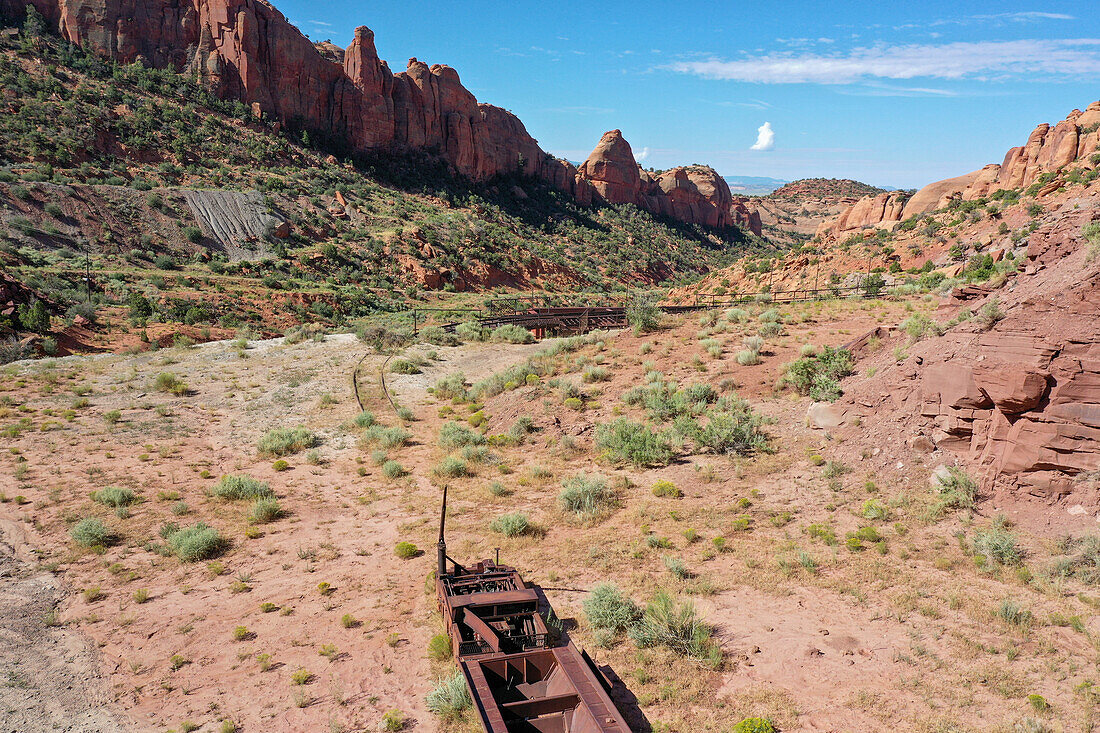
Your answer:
[1,302,1098,732]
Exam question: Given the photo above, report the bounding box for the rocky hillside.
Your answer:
[818,103,1100,240]
[745,178,887,249]
[0,29,769,353]
[0,0,752,232]
[770,178,885,200]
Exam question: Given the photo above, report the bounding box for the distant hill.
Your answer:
[769,178,886,201]
[724,176,788,196]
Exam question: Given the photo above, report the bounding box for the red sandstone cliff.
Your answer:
[577,130,762,235]
[1,0,760,232]
[819,102,1100,239]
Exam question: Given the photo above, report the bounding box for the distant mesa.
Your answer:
[0,0,758,234]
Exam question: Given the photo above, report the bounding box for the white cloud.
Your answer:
[668,39,1100,84]
[751,122,774,151]
[636,146,651,162]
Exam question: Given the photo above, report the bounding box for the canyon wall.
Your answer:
[818,102,1100,239]
[0,0,754,232]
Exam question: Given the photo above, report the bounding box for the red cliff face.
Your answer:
[1,0,749,232]
[577,130,760,232]
[819,102,1100,239]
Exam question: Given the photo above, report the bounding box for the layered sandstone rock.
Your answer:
[576,130,759,232]
[817,191,908,237]
[819,102,1100,238]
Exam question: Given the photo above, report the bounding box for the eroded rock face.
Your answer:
[576,130,758,231]
[819,101,1100,238]
[3,0,730,229]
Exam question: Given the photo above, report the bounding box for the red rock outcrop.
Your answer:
[816,191,908,237]
[819,101,1100,239]
[576,130,758,231]
[1,0,748,232]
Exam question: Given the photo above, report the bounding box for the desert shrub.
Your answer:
[928,467,977,518]
[627,591,721,665]
[1048,535,1100,584]
[389,358,421,374]
[694,404,770,456]
[732,719,776,733]
[901,313,942,342]
[439,421,485,449]
[283,323,326,344]
[154,372,188,395]
[354,410,376,428]
[382,460,407,478]
[1085,221,1100,262]
[736,349,761,366]
[360,425,413,450]
[507,416,536,443]
[256,426,315,456]
[432,457,469,478]
[93,486,137,507]
[490,512,530,537]
[651,480,682,498]
[425,671,471,719]
[428,634,453,661]
[490,324,534,344]
[583,583,640,632]
[381,710,406,732]
[212,475,273,500]
[621,377,717,422]
[974,526,1022,565]
[432,373,468,401]
[394,541,420,559]
[249,497,283,524]
[976,298,1005,330]
[558,474,614,520]
[997,599,1033,627]
[71,517,113,547]
[418,326,459,347]
[663,555,689,579]
[595,418,675,467]
[626,296,662,334]
[583,366,610,383]
[861,499,890,521]
[782,346,854,401]
[455,321,488,342]
[166,523,226,561]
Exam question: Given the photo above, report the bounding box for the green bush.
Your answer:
[394,542,419,560]
[256,426,315,456]
[439,421,485,449]
[212,475,273,500]
[732,719,776,733]
[627,591,721,665]
[558,474,614,520]
[490,512,530,537]
[71,517,113,547]
[490,324,534,344]
[432,457,469,478]
[389,359,421,374]
[432,373,468,401]
[583,583,640,632]
[651,480,682,498]
[901,313,942,342]
[427,634,453,661]
[455,321,488,342]
[783,346,854,402]
[92,486,137,507]
[626,296,662,334]
[354,410,376,428]
[928,467,977,518]
[360,425,413,450]
[249,497,283,524]
[695,405,770,456]
[595,418,675,467]
[382,460,407,478]
[418,326,459,347]
[425,671,471,719]
[166,523,226,561]
[154,372,189,396]
[974,526,1022,565]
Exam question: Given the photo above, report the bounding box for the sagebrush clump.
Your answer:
[256,426,315,457]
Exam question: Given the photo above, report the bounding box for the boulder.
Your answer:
[973,366,1050,414]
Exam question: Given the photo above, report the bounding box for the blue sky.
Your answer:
[276,1,1100,189]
